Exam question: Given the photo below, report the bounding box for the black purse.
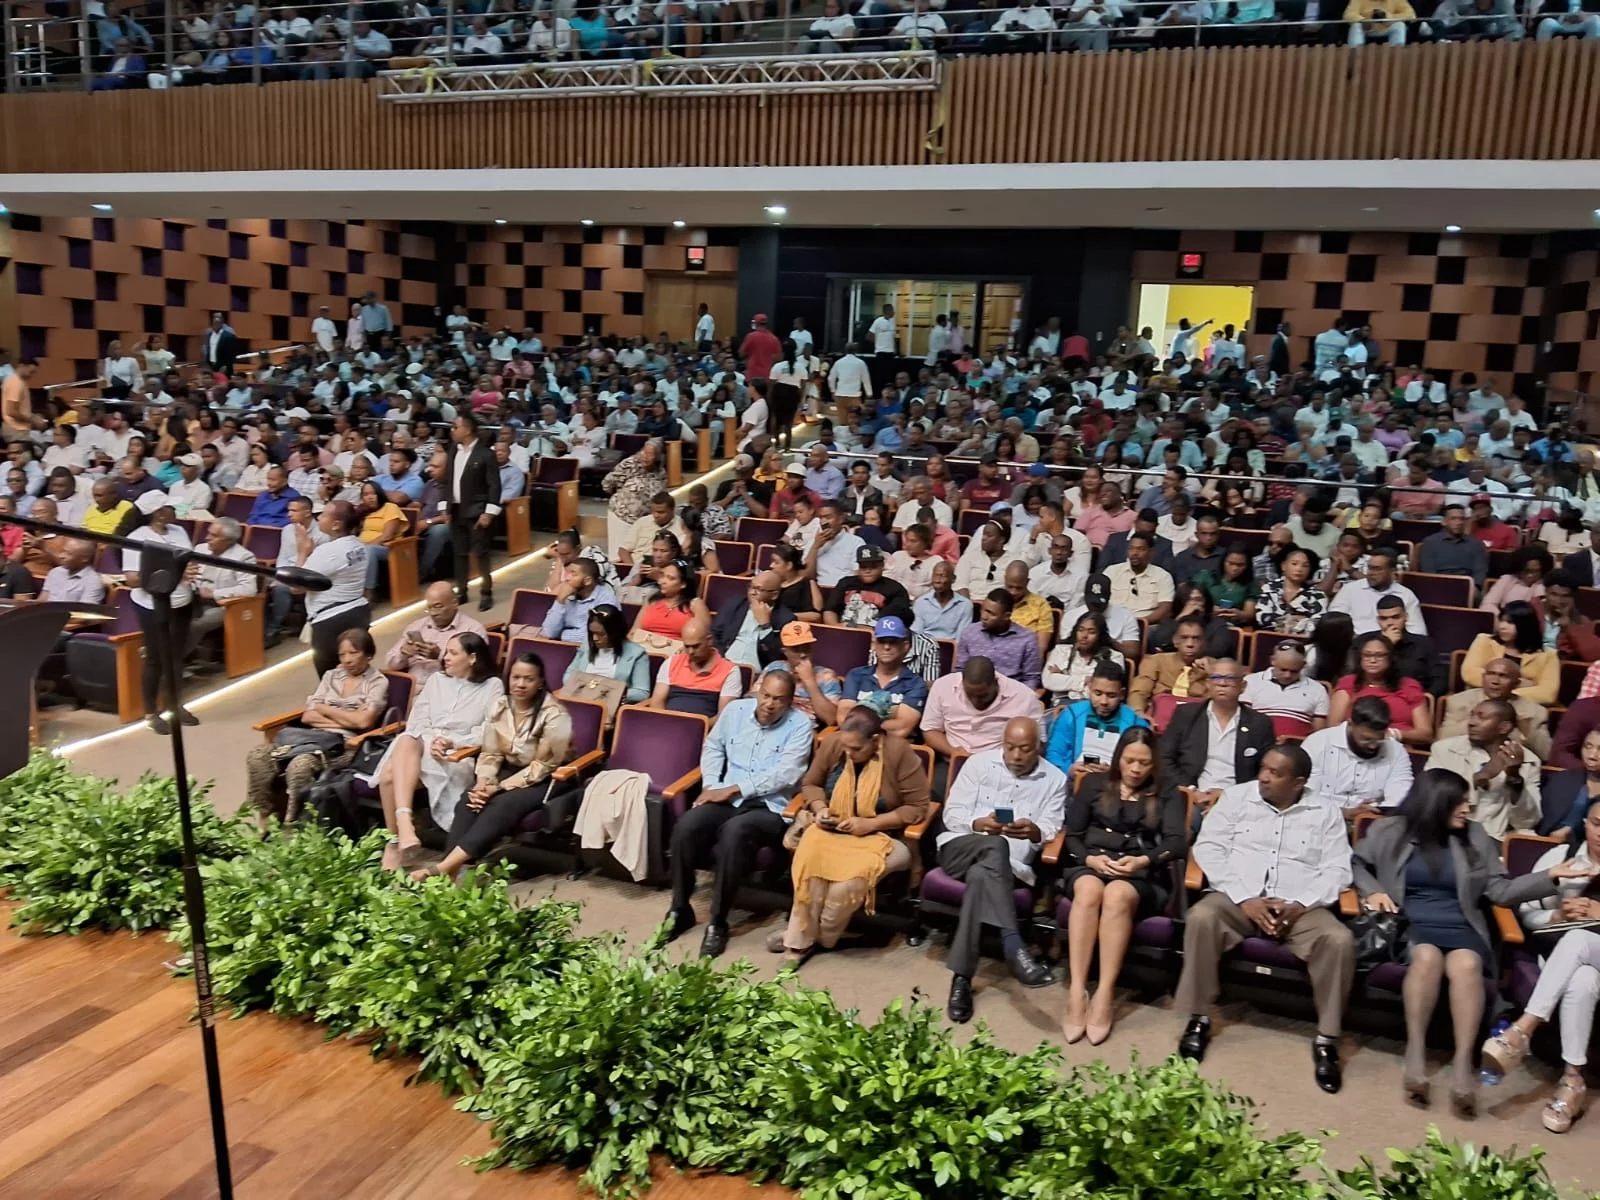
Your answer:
[1348,909,1409,971]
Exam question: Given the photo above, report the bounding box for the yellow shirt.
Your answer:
[360,502,407,545]
[1011,592,1056,643]
[82,501,132,535]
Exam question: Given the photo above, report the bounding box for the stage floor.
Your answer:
[0,915,790,1199]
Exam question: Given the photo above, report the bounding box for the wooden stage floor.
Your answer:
[0,920,791,1199]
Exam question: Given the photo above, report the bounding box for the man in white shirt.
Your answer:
[186,517,260,667]
[694,303,715,349]
[1175,742,1356,1092]
[1028,532,1088,609]
[891,476,952,531]
[101,339,141,397]
[924,314,950,366]
[1302,698,1414,818]
[1350,420,1391,472]
[1403,370,1447,406]
[889,0,946,46]
[1327,547,1426,635]
[1102,534,1174,622]
[867,303,899,396]
[809,499,866,589]
[1446,459,1514,521]
[828,346,873,408]
[937,716,1067,1023]
[1240,641,1329,732]
[311,306,338,354]
[460,15,502,54]
[167,453,214,518]
[789,317,813,355]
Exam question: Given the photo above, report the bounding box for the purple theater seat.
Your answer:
[506,636,578,688]
[1421,605,1494,658]
[532,457,579,485]
[507,589,556,632]
[1400,572,1473,608]
[737,517,790,548]
[809,623,872,678]
[610,707,709,813]
[244,524,281,564]
[702,573,747,615]
[918,867,1034,919]
[712,540,754,576]
[1235,936,1303,971]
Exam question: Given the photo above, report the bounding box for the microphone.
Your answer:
[272,565,335,591]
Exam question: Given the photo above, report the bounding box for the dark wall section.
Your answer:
[736,227,781,339]
[772,228,1101,354]
[1075,229,1135,350]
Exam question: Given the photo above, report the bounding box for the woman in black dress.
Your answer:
[1061,726,1185,1048]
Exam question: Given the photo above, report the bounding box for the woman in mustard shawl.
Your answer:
[771,706,930,964]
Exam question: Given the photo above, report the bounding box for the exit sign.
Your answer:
[685,246,707,273]
[1178,252,1205,279]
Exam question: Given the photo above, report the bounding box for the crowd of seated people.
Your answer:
[11,282,1600,1132]
[76,0,1599,90]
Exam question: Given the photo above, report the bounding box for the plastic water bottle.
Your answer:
[1479,1018,1511,1086]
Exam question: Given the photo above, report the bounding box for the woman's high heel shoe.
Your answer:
[1403,1077,1431,1108]
[1060,990,1088,1045]
[1451,1089,1478,1120]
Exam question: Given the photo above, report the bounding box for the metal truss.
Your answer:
[377,51,939,102]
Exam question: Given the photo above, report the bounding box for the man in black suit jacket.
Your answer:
[710,570,794,668]
[203,312,238,377]
[1564,528,1600,588]
[443,411,501,611]
[1158,658,1277,817]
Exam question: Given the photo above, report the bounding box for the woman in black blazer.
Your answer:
[1539,728,1600,837]
[1061,727,1186,1048]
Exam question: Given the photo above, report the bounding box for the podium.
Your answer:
[0,600,115,773]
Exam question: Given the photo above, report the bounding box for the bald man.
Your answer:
[649,616,743,717]
[710,569,796,669]
[936,715,1070,1023]
[385,580,488,686]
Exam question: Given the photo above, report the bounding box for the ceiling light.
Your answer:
[580,219,595,227]
[1444,224,1461,233]
[947,207,965,213]
[90,203,112,212]
[1592,209,1600,219]
[0,205,9,215]
[764,205,786,216]
[672,219,686,229]
[494,219,507,225]
[1361,206,1379,213]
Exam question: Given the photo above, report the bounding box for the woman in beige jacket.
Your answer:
[410,651,572,882]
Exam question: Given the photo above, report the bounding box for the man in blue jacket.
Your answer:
[1043,662,1148,786]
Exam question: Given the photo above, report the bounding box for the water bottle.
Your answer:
[1479,1018,1511,1086]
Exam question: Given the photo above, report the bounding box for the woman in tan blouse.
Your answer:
[411,651,573,882]
[244,628,388,828]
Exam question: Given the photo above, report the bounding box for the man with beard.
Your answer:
[1300,695,1415,820]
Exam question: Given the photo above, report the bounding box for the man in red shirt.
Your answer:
[1468,495,1519,553]
[958,452,1010,514]
[739,313,783,382]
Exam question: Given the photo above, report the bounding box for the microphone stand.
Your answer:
[0,509,333,1200]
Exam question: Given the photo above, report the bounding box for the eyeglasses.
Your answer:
[1208,674,1242,684]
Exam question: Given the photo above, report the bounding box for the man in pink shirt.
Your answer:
[1388,453,1446,518]
[921,657,1044,756]
[740,314,783,381]
[1074,482,1138,549]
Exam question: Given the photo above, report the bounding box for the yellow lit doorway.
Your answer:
[1135,283,1255,361]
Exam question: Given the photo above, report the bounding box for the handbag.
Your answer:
[270,725,347,761]
[558,671,628,726]
[1349,909,1409,971]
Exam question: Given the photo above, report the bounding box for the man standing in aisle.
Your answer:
[694,303,715,352]
[828,343,873,420]
[740,314,782,383]
[442,411,501,612]
[868,303,899,396]
[312,305,338,355]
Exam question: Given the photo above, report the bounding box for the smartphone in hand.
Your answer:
[994,807,1015,827]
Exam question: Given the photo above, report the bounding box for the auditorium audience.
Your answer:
[1327,632,1434,745]
[386,581,488,686]
[1461,599,1559,705]
[1302,696,1415,818]
[922,656,1044,756]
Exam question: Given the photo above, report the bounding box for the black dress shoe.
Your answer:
[947,975,974,1024]
[146,715,171,736]
[175,707,199,726]
[699,923,729,958]
[478,593,494,612]
[1007,944,1052,988]
[1178,1016,1211,1062]
[1312,1041,1343,1094]
[660,908,696,943]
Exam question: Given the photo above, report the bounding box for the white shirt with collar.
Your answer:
[1302,722,1413,811]
[1241,669,1330,725]
[1326,578,1427,635]
[197,542,260,602]
[936,748,1069,886]
[1195,704,1242,793]
[1194,780,1352,909]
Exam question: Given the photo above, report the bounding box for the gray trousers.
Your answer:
[938,833,1024,979]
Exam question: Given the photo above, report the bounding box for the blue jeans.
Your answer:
[365,543,389,591]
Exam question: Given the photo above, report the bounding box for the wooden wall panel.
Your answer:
[4,42,1600,172]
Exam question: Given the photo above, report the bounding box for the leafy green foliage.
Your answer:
[0,754,250,934]
[2,753,1589,1200]
[1332,1128,1578,1200]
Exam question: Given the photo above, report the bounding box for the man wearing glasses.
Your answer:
[385,580,488,685]
[710,571,794,670]
[1157,657,1276,819]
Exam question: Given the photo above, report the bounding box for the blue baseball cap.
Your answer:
[872,616,909,640]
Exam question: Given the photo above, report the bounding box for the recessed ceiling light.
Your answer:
[1145,206,1165,213]
[627,205,644,212]
[1362,206,1379,213]
[580,219,595,227]
[1592,209,1600,219]
[1444,224,1461,233]
[764,205,787,216]
[494,219,507,225]
[672,220,686,228]
[90,203,112,212]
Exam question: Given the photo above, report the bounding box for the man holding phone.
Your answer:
[383,581,487,686]
[936,717,1070,1024]
[1044,662,1147,783]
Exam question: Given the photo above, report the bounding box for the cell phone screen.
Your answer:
[994,807,1015,826]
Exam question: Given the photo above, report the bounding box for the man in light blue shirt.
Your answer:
[811,500,866,588]
[803,445,845,501]
[662,670,815,957]
[358,291,394,334]
[495,443,526,500]
[374,448,424,506]
[1148,431,1203,472]
[539,559,618,643]
[913,560,971,641]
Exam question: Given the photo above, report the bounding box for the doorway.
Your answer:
[1135,283,1255,360]
[830,276,1031,357]
[646,274,737,346]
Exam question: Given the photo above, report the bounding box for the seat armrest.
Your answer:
[447,745,480,763]
[1185,859,1204,891]
[1040,829,1066,866]
[253,708,306,741]
[1339,889,1360,917]
[348,721,403,749]
[660,767,702,801]
[904,800,941,841]
[1491,905,1524,946]
[782,794,806,819]
[553,747,606,782]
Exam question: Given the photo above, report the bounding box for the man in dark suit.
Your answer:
[443,411,501,611]
[1268,322,1292,377]
[1159,657,1276,819]
[1563,526,1600,589]
[203,312,238,377]
[710,570,794,669]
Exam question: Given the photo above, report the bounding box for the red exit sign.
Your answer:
[1178,252,1205,278]
[685,246,706,273]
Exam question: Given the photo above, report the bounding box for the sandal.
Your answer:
[381,838,401,871]
[1480,1023,1532,1078]
[1451,1089,1477,1120]
[1542,1077,1588,1134]
[1403,1077,1431,1108]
